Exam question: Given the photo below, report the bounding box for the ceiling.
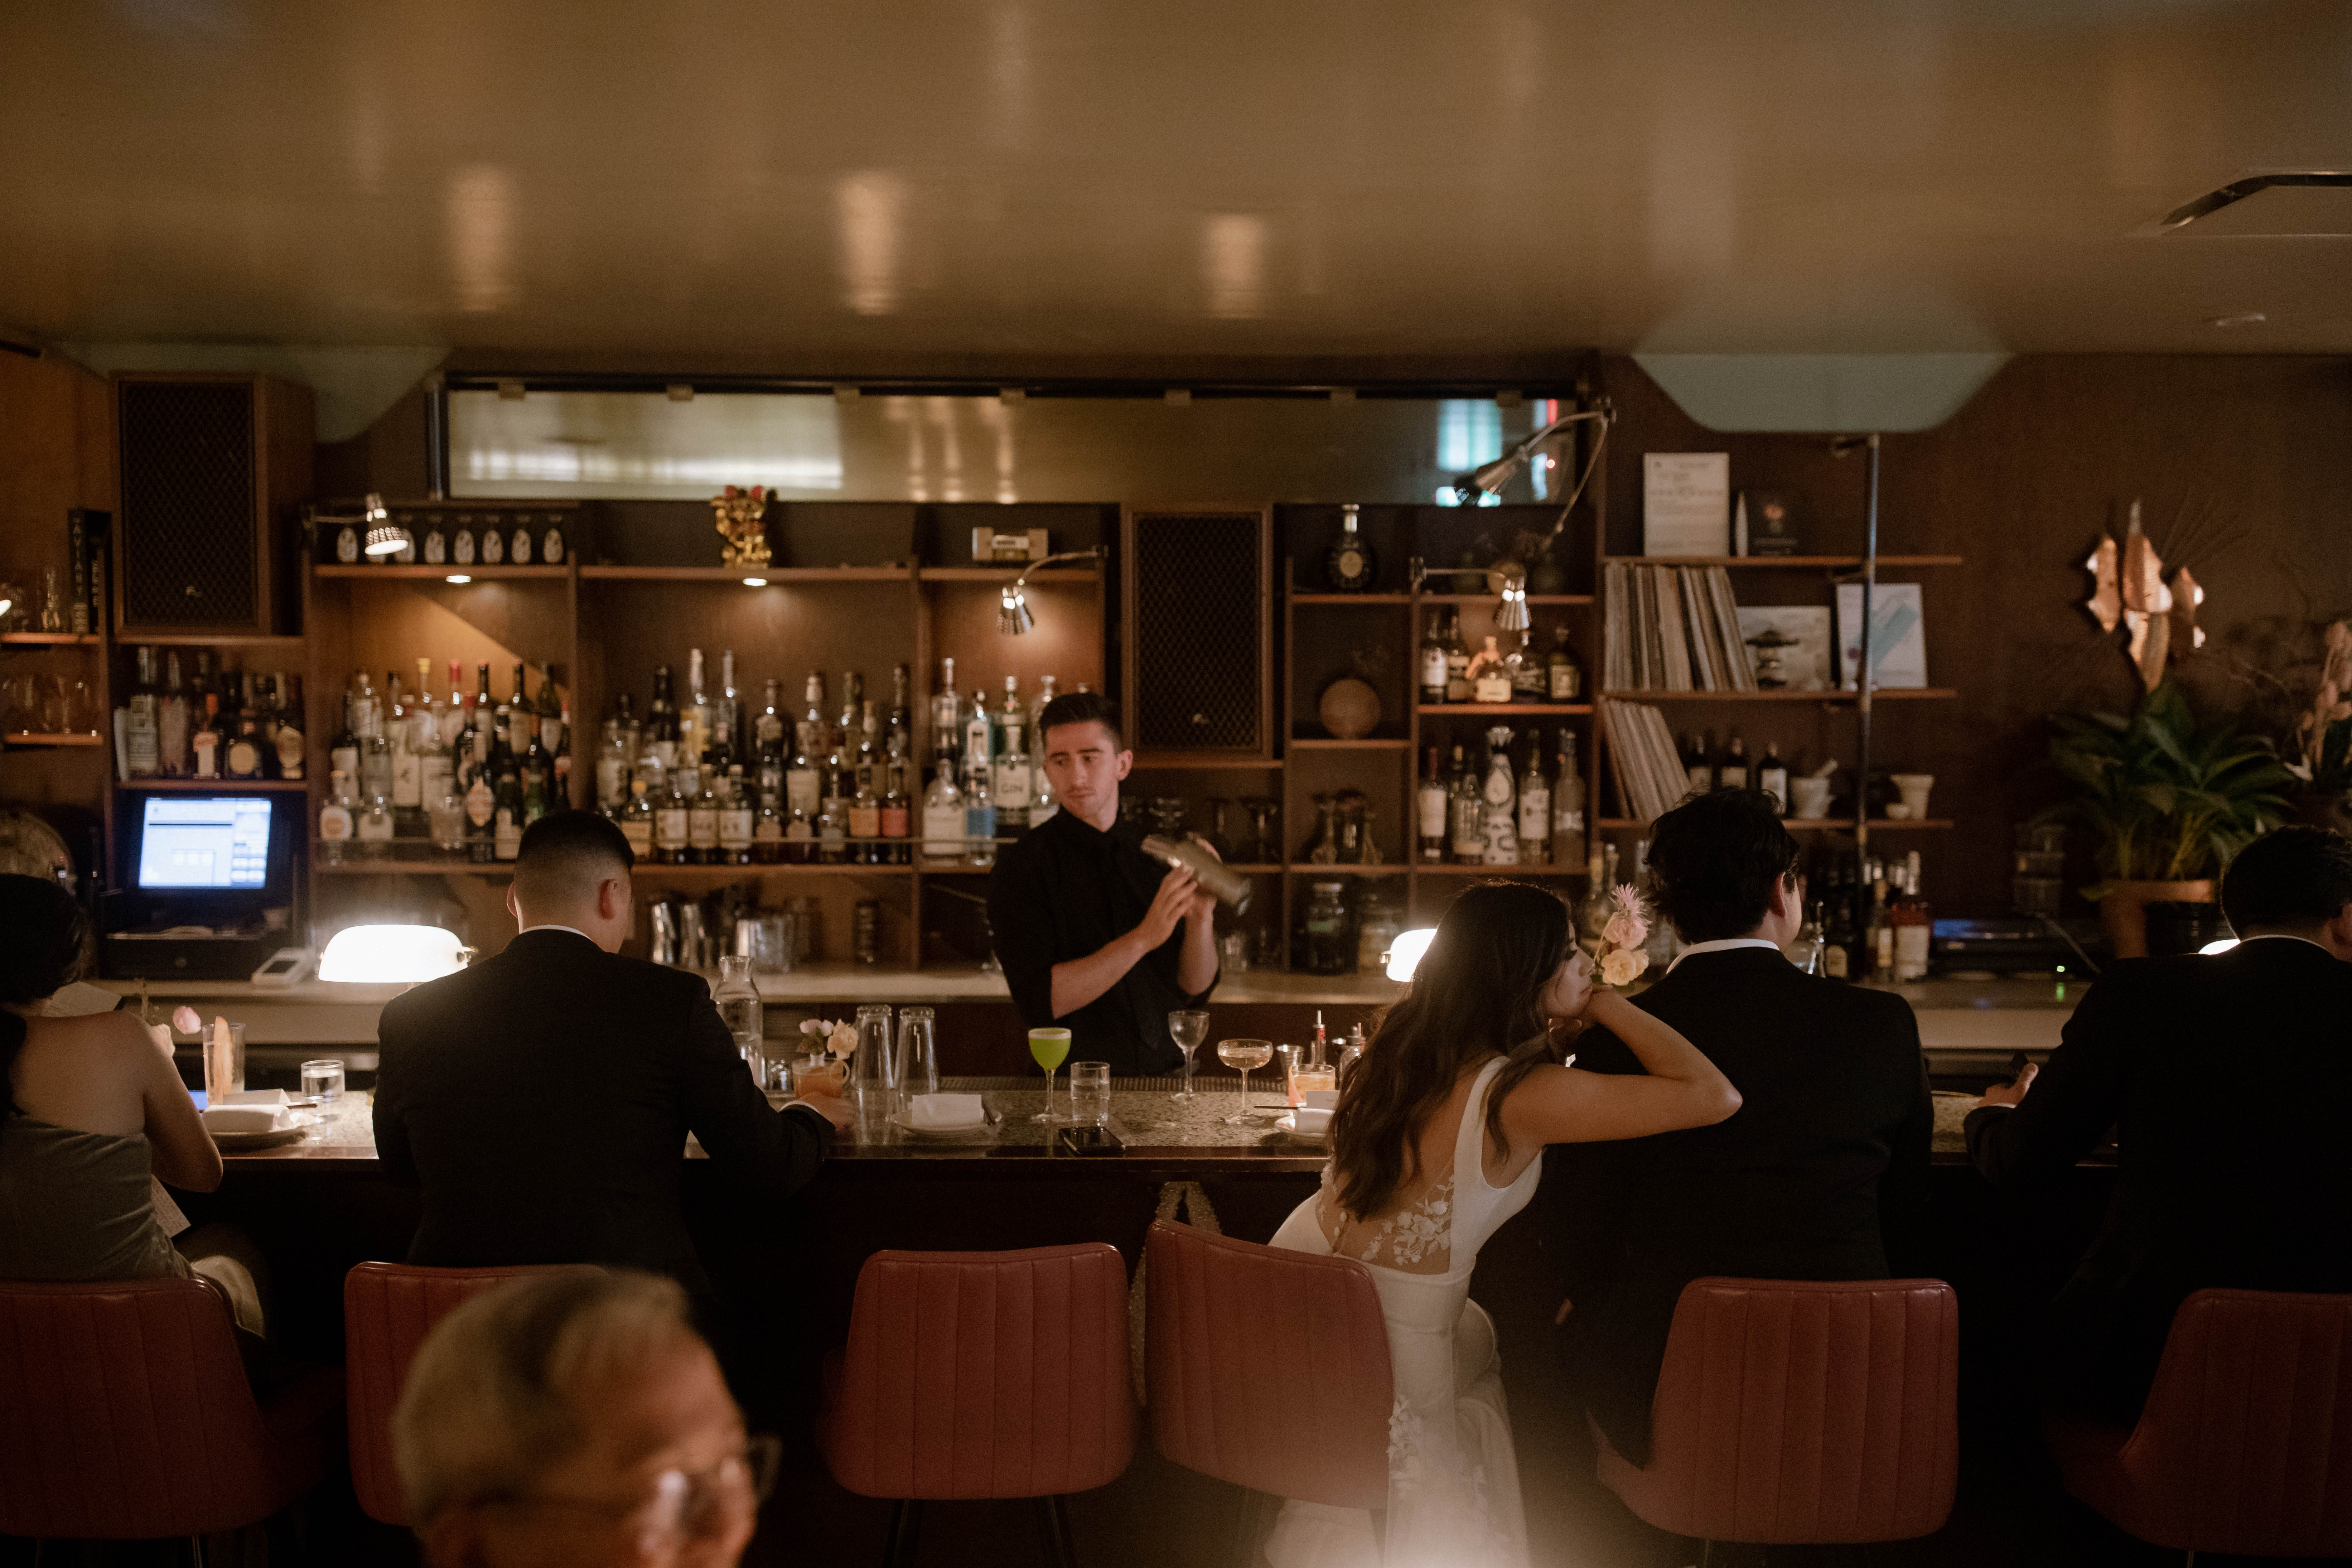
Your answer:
[4,0,2349,378]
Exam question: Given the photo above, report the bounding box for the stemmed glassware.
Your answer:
[1217,1038,1274,1124]
[1029,1027,1071,1122]
[1168,1010,1210,1100]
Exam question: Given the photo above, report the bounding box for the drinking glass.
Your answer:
[1069,1062,1111,1127]
[202,1021,246,1104]
[1216,1038,1273,1124]
[1168,1010,1210,1100]
[1028,1027,1072,1123]
[299,1058,346,1105]
[852,1005,897,1121]
[896,1006,939,1100]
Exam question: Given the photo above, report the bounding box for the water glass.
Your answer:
[1168,1010,1210,1100]
[896,1006,939,1100]
[1069,1061,1111,1127]
[852,1005,898,1119]
[299,1058,345,1105]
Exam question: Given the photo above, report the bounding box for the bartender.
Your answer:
[987,691,1218,1076]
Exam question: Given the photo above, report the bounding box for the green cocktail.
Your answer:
[1029,1027,1072,1123]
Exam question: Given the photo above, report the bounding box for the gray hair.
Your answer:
[393,1268,700,1526]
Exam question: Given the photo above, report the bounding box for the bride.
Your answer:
[1265,882,1739,1568]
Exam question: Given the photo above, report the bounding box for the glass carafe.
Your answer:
[714,956,766,1081]
[896,1005,939,1100]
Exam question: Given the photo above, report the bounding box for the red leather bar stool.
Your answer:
[817,1243,1136,1568]
[0,1277,343,1557]
[2043,1287,2352,1564]
[1593,1276,1959,1563]
[1143,1221,1394,1565]
[344,1260,590,1526]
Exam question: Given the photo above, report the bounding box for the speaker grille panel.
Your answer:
[1130,510,1263,751]
[119,381,258,628]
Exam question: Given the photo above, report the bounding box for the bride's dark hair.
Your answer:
[1329,882,1569,1220]
[0,874,89,1121]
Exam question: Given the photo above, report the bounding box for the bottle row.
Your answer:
[325,510,569,568]
[1418,610,1584,705]
[1793,845,1934,983]
[1413,729,1591,870]
[117,647,307,781]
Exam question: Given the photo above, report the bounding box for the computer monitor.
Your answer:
[135,796,275,891]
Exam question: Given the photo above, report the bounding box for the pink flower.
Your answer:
[1600,948,1650,987]
[171,1005,202,1036]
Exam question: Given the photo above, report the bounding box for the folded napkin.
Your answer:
[1291,1106,1333,1135]
[1302,1090,1339,1111]
[202,1105,286,1134]
[215,1089,289,1107]
[911,1093,986,1129]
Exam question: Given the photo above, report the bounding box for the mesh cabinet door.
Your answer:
[1121,506,1271,757]
[115,374,310,636]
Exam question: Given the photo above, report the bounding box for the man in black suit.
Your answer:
[1547,790,1933,1463]
[1967,824,2352,1420]
[375,811,849,1282]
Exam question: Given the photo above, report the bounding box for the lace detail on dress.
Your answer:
[1316,1165,1458,1274]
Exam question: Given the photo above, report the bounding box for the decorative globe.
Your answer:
[1318,677,1381,740]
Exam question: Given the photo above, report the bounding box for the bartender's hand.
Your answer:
[1137,865,1202,948]
[1978,1062,2037,1108]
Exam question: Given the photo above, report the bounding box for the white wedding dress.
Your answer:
[1262,1057,1539,1568]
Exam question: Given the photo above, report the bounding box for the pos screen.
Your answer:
[135,797,274,890]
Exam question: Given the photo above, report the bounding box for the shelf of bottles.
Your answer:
[109,645,312,790]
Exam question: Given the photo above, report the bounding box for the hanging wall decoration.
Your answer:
[2084,499,2208,693]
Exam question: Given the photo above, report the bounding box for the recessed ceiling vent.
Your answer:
[2152,173,2352,236]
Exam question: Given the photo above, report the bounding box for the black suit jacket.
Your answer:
[1546,946,1933,1462]
[373,928,831,1277]
[1965,937,2352,1419]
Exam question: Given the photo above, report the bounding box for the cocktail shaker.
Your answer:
[1140,833,1254,914]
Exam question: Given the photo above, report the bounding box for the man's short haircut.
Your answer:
[2220,824,2352,933]
[1037,691,1124,753]
[512,810,633,910]
[393,1268,700,1526]
[1645,788,1803,944]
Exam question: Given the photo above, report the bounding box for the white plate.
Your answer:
[212,1111,319,1151]
[887,1108,994,1138]
[1272,1113,1328,1143]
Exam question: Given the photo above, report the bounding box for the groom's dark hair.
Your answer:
[1647,788,1802,943]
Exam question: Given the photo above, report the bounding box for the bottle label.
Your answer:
[1420,647,1449,694]
[752,818,781,843]
[1473,673,1512,704]
[1549,664,1581,700]
[1688,765,1712,793]
[465,776,496,828]
[358,809,394,841]
[1517,786,1549,843]
[922,803,961,854]
[1480,806,1519,866]
[393,750,421,807]
[1417,786,1447,839]
[319,806,353,841]
[849,802,880,838]
[494,809,520,859]
[597,758,626,805]
[1895,925,1931,980]
[277,727,306,779]
[720,807,754,848]
[786,769,820,817]
[227,739,260,778]
[688,807,720,849]
[622,818,652,854]
[656,806,688,845]
[993,760,1030,808]
[880,803,909,838]
[482,530,504,564]
[1721,766,1748,791]
[1825,944,1850,979]
[965,805,997,841]
[193,734,219,778]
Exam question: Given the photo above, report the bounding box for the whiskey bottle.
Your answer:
[620,778,654,859]
[750,787,784,865]
[787,674,824,822]
[1416,747,1447,862]
[124,646,160,777]
[157,652,189,776]
[1719,734,1749,791]
[653,770,691,866]
[1447,744,1482,864]
[1551,732,1587,868]
[1419,613,1450,705]
[688,766,722,863]
[1758,743,1789,811]
[1469,636,1511,703]
[1892,852,1932,981]
[1546,627,1584,701]
[1324,503,1377,592]
[1444,612,1472,703]
[492,764,524,861]
[719,766,755,866]
[1684,730,1713,795]
[319,770,355,864]
[1516,736,1551,865]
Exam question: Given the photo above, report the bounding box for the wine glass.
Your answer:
[1217,1038,1274,1124]
[1029,1027,1072,1123]
[1168,1010,1210,1100]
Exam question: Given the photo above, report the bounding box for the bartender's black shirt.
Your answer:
[987,807,1215,1076]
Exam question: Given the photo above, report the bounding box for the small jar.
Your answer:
[1301,881,1351,975]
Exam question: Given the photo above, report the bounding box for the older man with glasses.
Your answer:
[395,1268,778,1568]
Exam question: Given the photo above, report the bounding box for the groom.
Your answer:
[1545,789,1933,1464]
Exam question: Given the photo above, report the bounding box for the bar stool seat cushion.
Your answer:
[1595,1276,1958,1545]
[0,1276,342,1540]
[2043,1287,2352,1559]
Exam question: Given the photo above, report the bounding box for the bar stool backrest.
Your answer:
[1598,1275,1959,1545]
[0,1276,296,1538]
[822,1243,1137,1500]
[2081,1287,2352,1557]
[1143,1220,1394,1512]
[344,1260,592,1526]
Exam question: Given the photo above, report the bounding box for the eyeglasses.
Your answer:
[482,1432,781,1548]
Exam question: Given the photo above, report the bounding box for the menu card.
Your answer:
[1644,453,1732,557]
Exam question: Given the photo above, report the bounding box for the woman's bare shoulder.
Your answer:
[25,1007,158,1061]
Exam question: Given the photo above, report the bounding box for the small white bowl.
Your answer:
[1290,1106,1334,1136]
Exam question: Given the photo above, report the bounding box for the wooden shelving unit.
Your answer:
[1601,688,1956,704]
[124,777,309,792]
[1,632,102,646]
[4,732,104,747]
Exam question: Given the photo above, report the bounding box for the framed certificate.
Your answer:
[1643,453,1731,557]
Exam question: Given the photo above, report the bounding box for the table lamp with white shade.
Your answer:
[317,923,467,984]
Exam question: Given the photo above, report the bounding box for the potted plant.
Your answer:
[2284,619,2352,833]
[2050,681,2292,957]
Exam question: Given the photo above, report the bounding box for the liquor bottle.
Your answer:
[253,673,282,778]
[654,768,691,866]
[358,674,395,803]
[787,674,824,822]
[1516,735,1550,865]
[880,744,911,858]
[358,791,395,849]
[1551,732,1588,869]
[1795,902,1826,974]
[848,741,882,857]
[411,659,447,816]
[462,725,497,865]
[932,657,962,772]
[1469,635,1512,704]
[1024,672,1056,749]
[1867,858,1892,979]
[681,648,710,766]
[390,669,422,821]
[1758,743,1789,811]
[328,679,359,785]
[124,646,160,777]
[1684,730,1712,795]
[492,763,524,861]
[1444,611,1473,703]
[537,664,565,783]
[1719,733,1749,791]
[888,663,914,754]
[1419,612,1450,705]
[755,677,786,799]
[451,515,475,565]
[1324,502,1377,592]
[750,787,784,865]
[962,685,993,788]
[714,649,740,768]
[1028,752,1058,828]
[921,763,964,867]
[994,700,1031,836]
[274,674,305,781]
[687,765,721,863]
[507,662,537,757]
[320,769,354,863]
[1416,746,1447,862]
[645,665,681,774]
[816,762,849,864]
[1546,626,1584,701]
[225,693,265,782]
[190,650,215,719]
[1447,744,1482,864]
[521,687,553,823]
[192,693,221,779]
[598,710,632,809]
[1479,726,1519,865]
[620,778,654,858]
[963,765,997,869]
[1507,636,1546,703]
[1893,852,1931,981]
[508,519,532,564]
[719,766,754,866]
[837,670,865,763]
[157,652,189,776]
